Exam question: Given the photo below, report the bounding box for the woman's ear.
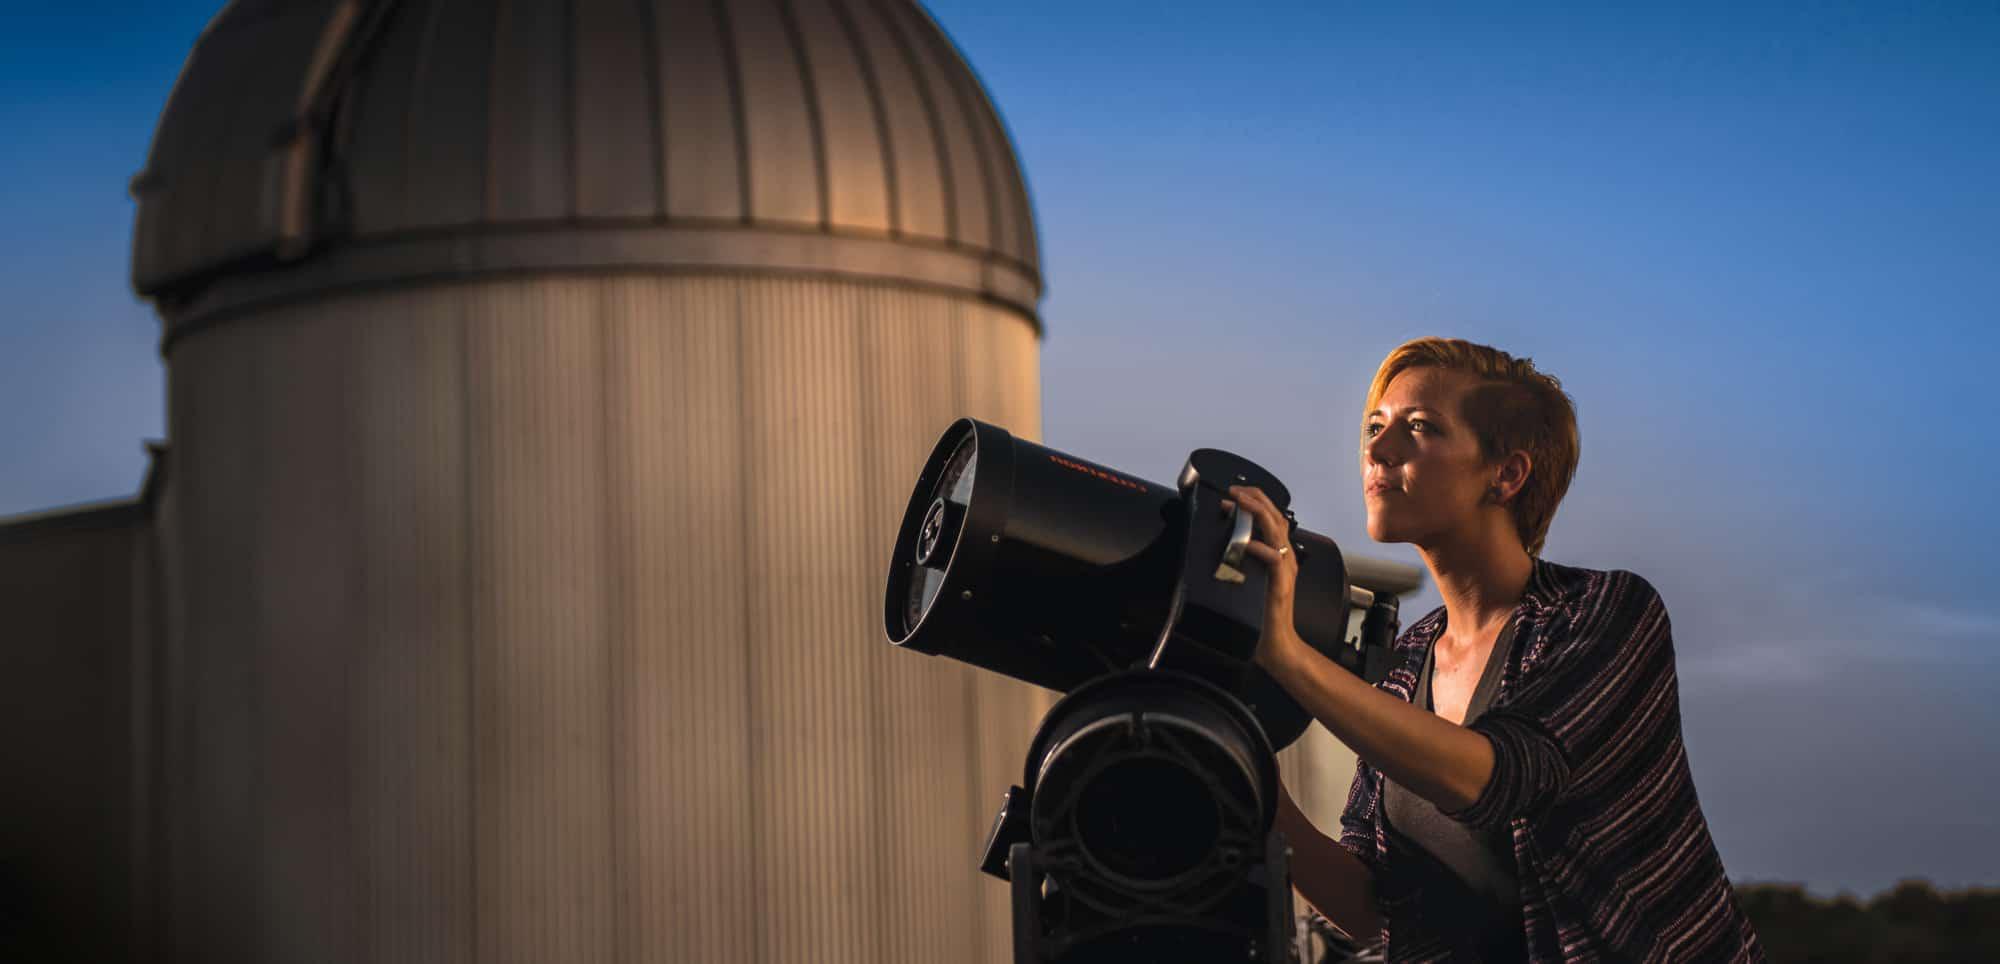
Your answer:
[1492,450,1533,505]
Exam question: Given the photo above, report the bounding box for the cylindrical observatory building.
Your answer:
[138,0,1047,961]
[0,0,1361,961]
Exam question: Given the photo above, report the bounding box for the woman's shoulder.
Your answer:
[1381,560,1671,694]
[1388,559,1665,641]
[1517,557,1672,671]
[1523,557,1666,622]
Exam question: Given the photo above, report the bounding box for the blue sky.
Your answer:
[3,1,1996,896]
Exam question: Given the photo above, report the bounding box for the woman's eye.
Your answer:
[1363,423,1382,437]
[1409,419,1429,433]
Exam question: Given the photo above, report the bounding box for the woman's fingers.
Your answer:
[1242,536,1294,572]
[1226,486,1298,597]
[1231,488,1273,544]
[1228,485,1291,552]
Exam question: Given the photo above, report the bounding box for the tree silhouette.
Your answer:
[1736,880,2000,963]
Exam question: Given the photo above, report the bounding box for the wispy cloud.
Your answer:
[1884,598,2000,639]
[1679,600,2000,686]
[1680,640,1831,684]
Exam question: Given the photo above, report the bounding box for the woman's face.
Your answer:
[1360,367,1496,547]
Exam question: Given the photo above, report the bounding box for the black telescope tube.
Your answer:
[885,419,1359,711]
[885,418,1184,692]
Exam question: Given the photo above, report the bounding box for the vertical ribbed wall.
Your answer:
[349,287,476,964]
[252,311,364,964]
[160,275,1051,963]
[465,281,619,963]
[167,321,260,964]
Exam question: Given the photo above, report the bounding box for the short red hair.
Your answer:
[1364,338,1579,556]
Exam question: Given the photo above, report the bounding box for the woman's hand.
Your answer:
[1225,488,1502,818]
[1222,484,1302,672]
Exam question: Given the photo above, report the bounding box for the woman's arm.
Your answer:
[1224,485,1499,812]
[1275,778,1382,943]
[1263,630,1497,813]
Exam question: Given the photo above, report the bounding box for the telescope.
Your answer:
[884,419,1421,963]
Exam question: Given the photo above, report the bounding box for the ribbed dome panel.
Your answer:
[132,0,1041,333]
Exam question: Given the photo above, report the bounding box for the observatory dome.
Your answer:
[126,6,1057,960]
[131,0,1041,341]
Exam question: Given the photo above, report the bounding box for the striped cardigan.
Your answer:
[1337,557,1765,962]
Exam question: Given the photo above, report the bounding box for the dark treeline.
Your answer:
[1737,880,2000,963]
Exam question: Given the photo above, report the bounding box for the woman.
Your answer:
[1223,337,1763,962]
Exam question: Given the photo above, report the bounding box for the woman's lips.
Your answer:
[1366,480,1399,495]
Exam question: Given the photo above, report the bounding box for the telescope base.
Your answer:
[1008,832,1300,964]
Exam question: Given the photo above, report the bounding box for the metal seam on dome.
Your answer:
[969,84,1038,276]
[138,60,186,283]
[919,1,1033,267]
[187,46,246,280]
[710,0,753,223]
[563,0,579,222]
[870,0,956,245]
[402,0,444,226]
[296,0,410,257]
[277,0,358,259]
[773,0,832,230]
[920,1,1038,271]
[130,18,200,287]
[827,0,900,239]
[162,23,209,278]
[634,0,665,219]
[483,0,509,220]
[901,5,988,253]
[904,3,1002,257]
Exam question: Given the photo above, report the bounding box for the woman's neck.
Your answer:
[1417,522,1534,647]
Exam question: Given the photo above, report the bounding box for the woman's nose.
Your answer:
[1364,428,1397,466]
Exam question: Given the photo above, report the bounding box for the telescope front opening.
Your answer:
[916,497,947,565]
[1075,756,1220,883]
[897,431,979,638]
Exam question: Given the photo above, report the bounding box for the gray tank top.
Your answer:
[1382,616,1525,960]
